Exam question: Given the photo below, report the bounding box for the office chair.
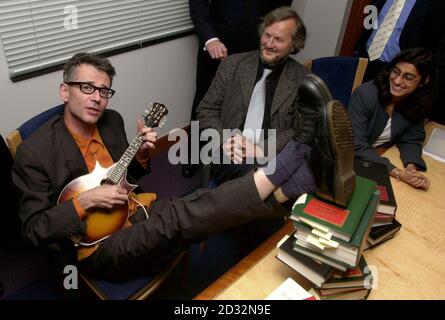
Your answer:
[304,56,368,107]
[6,104,65,158]
[6,104,185,300]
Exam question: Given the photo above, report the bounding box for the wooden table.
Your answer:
[195,121,445,300]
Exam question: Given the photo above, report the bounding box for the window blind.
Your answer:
[0,0,194,80]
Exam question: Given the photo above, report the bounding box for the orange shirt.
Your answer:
[70,127,114,219]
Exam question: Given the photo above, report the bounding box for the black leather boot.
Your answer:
[293,74,332,145]
[311,100,355,207]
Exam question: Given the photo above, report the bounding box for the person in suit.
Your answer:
[182,0,293,177]
[354,0,442,82]
[347,47,434,190]
[11,52,323,281]
[197,6,308,185]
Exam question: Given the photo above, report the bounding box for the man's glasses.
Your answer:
[65,81,115,99]
[389,67,419,86]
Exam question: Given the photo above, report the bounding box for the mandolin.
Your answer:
[58,103,168,246]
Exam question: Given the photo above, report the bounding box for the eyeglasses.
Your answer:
[65,81,115,99]
[389,67,419,86]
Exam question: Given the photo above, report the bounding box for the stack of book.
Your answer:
[290,176,379,272]
[275,175,379,299]
[313,256,373,300]
[354,159,402,249]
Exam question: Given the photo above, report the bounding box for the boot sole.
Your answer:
[326,100,355,207]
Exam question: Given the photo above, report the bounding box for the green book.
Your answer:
[291,175,377,242]
[293,190,379,268]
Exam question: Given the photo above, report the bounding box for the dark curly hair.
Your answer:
[374,47,434,122]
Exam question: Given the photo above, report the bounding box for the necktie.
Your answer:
[243,68,272,143]
[367,0,406,61]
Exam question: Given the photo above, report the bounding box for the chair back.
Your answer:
[305,56,368,107]
[6,104,64,158]
[80,251,185,300]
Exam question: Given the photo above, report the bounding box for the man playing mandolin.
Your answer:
[12,52,354,282]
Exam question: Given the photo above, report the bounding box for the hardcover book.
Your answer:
[316,288,371,300]
[364,234,395,251]
[368,219,402,245]
[276,234,333,287]
[292,245,348,272]
[291,175,377,242]
[293,190,379,268]
[318,256,371,290]
[354,159,397,215]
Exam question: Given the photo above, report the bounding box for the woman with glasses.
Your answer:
[347,47,434,190]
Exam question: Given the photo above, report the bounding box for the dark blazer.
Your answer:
[12,109,146,251]
[354,0,442,58]
[189,0,292,53]
[347,81,427,172]
[197,51,308,154]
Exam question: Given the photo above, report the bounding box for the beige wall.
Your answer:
[0,35,198,140]
[292,0,351,63]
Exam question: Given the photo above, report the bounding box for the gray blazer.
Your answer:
[197,51,307,175]
[347,81,427,172]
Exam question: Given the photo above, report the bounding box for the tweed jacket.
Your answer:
[197,51,308,154]
[347,81,427,173]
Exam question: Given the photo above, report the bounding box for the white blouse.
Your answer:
[372,117,392,148]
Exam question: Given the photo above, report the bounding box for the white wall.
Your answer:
[0,35,198,140]
[291,0,351,63]
[0,1,351,141]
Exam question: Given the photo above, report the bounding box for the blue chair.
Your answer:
[5,104,185,300]
[6,104,64,158]
[304,56,368,107]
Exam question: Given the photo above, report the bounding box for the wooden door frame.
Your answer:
[339,0,373,56]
